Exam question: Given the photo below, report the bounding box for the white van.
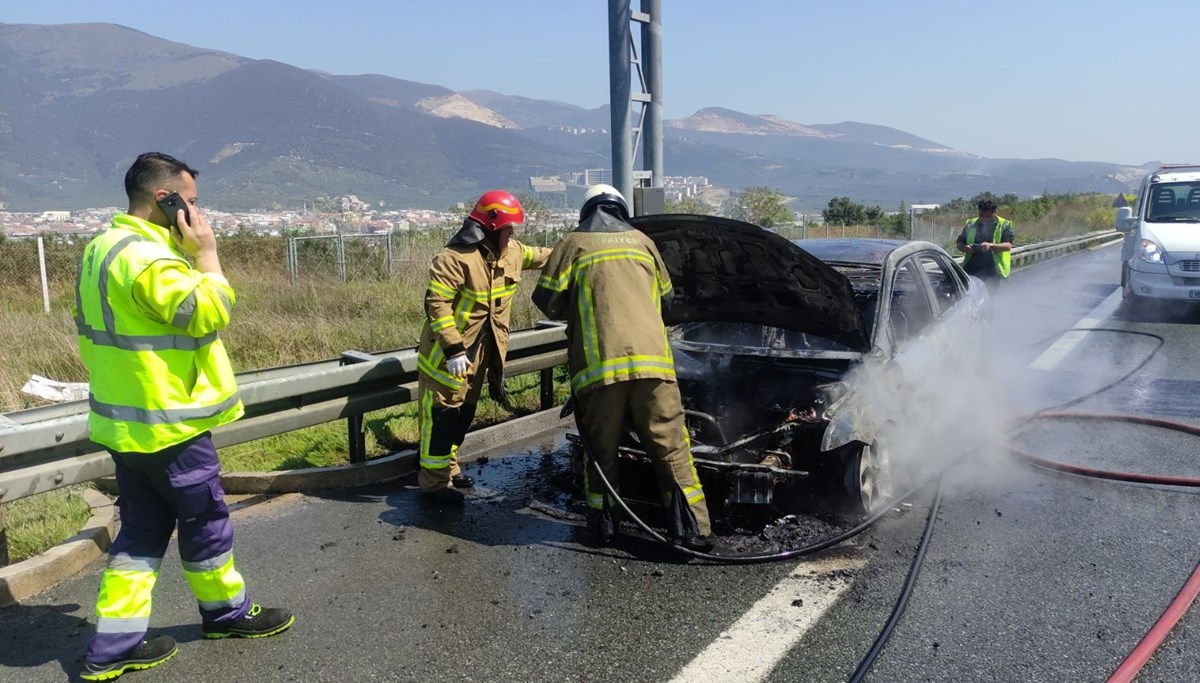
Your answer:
[1119,164,1200,311]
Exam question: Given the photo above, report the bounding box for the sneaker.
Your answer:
[81,635,178,681]
[451,473,475,489]
[420,487,465,504]
[202,604,294,640]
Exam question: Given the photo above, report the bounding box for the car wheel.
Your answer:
[845,436,894,516]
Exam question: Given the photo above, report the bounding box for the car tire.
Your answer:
[841,435,894,516]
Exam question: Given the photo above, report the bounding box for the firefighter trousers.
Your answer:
[417,367,486,493]
[576,378,712,538]
[85,433,251,665]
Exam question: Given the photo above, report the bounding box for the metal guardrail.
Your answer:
[0,323,568,505]
[951,229,1122,268]
[0,230,1123,505]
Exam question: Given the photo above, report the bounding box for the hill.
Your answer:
[0,22,1144,211]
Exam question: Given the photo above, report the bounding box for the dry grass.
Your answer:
[0,232,551,411]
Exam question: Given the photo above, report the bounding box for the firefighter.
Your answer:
[417,190,553,503]
[76,152,292,681]
[532,184,712,550]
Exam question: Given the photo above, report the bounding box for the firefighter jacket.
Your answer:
[532,210,676,396]
[962,216,1014,278]
[75,213,243,453]
[418,237,552,393]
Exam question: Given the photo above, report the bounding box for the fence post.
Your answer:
[286,237,295,284]
[385,231,394,277]
[37,235,51,314]
[336,234,347,283]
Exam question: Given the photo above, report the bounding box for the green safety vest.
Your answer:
[75,214,243,452]
[963,217,1013,278]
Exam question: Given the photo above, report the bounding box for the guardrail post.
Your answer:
[339,351,379,464]
[347,414,366,465]
[1,502,8,567]
[540,369,554,410]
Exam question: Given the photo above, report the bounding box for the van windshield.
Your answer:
[1145,182,1200,222]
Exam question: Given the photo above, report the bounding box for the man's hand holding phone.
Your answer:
[157,192,221,275]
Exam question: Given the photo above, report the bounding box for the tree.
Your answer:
[823,196,863,224]
[665,194,709,215]
[723,186,793,228]
[822,196,886,226]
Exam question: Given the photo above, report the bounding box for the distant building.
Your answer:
[39,210,71,221]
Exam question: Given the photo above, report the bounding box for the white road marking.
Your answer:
[670,554,867,683]
[1028,289,1122,370]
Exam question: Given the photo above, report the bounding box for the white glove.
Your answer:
[446,353,470,378]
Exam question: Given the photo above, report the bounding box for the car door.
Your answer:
[915,250,980,362]
[878,257,940,426]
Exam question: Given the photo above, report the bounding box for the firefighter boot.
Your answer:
[585,506,617,547]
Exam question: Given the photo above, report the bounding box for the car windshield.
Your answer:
[1145,182,1200,222]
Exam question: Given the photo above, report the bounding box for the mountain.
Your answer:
[0,22,1143,211]
[0,23,599,210]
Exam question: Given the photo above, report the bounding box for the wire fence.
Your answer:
[0,215,1009,312]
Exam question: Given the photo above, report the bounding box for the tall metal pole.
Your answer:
[641,0,663,188]
[608,0,633,204]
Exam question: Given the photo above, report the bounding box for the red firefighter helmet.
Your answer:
[468,190,524,231]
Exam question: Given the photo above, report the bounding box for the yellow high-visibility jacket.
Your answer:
[962,216,1014,278]
[75,214,243,453]
[418,238,551,393]
[532,211,676,396]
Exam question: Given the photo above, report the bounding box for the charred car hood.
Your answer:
[629,214,870,352]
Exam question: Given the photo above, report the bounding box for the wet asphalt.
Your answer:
[3,242,1200,682]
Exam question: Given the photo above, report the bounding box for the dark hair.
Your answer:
[124,152,198,203]
[977,199,998,212]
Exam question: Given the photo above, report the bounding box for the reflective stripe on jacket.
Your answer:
[75,214,243,452]
[963,217,1013,278]
[418,238,552,392]
[532,212,676,395]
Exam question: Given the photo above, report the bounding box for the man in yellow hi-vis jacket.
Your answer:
[532,185,712,550]
[417,190,552,503]
[76,153,292,681]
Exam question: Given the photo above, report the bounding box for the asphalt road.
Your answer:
[3,241,1200,682]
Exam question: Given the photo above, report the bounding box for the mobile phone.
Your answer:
[156,192,191,229]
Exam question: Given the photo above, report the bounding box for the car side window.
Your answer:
[888,260,935,345]
[916,252,965,317]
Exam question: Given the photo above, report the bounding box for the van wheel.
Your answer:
[1122,269,1144,314]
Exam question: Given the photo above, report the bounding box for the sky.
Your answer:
[4,0,1199,166]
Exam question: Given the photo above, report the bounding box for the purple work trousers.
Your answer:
[84,433,251,665]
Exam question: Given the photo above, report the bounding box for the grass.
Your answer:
[2,485,93,564]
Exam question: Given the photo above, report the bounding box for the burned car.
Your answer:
[567,214,989,520]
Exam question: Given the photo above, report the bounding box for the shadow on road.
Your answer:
[0,602,89,678]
